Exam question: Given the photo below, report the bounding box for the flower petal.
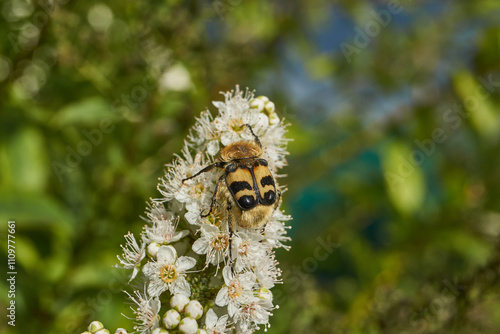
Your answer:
[157,245,177,264]
[227,302,238,317]
[201,223,220,235]
[192,238,209,255]
[222,266,233,285]
[215,286,229,307]
[177,256,197,271]
[170,230,190,243]
[171,276,191,297]
[205,308,217,328]
[148,279,166,298]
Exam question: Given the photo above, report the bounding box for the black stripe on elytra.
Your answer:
[230,181,252,194]
[260,175,275,187]
[238,195,256,209]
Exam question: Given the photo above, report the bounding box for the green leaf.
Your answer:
[453,70,500,139]
[51,96,118,127]
[0,127,49,193]
[382,141,425,215]
[0,192,74,232]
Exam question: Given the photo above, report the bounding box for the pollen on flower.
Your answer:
[228,281,243,299]
[238,241,250,256]
[211,234,229,251]
[188,183,206,199]
[160,264,179,283]
[228,119,245,133]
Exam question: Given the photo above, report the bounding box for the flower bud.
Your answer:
[95,330,110,334]
[170,294,190,312]
[184,300,203,320]
[179,317,198,334]
[197,330,208,334]
[114,329,129,334]
[257,95,270,103]
[269,112,280,125]
[258,287,273,301]
[152,328,170,334]
[88,321,104,332]
[162,309,181,329]
[250,98,265,112]
[264,101,275,114]
[147,242,161,258]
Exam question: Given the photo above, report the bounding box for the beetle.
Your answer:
[182,124,280,229]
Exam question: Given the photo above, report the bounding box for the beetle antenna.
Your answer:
[245,124,262,148]
[182,161,226,183]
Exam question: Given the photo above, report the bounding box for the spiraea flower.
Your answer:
[216,266,257,316]
[82,86,291,334]
[233,299,276,333]
[192,223,230,267]
[115,232,146,282]
[204,308,230,333]
[123,289,161,334]
[143,245,196,297]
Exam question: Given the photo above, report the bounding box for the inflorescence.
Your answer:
[81,86,291,334]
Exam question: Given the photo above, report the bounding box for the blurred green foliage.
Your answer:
[1,0,500,333]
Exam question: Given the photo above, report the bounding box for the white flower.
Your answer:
[143,245,196,297]
[254,253,282,289]
[232,232,266,273]
[143,215,189,245]
[170,294,190,312]
[115,232,146,282]
[188,110,220,155]
[162,309,181,329]
[233,299,275,333]
[204,309,229,334]
[179,317,198,334]
[215,266,256,316]
[158,146,214,211]
[263,211,292,250]
[185,300,203,320]
[192,223,230,266]
[123,289,160,334]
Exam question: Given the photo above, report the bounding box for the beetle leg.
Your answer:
[227,199,235,275]
[245,124,262,148]
[201,174,226,218]
[182,161,226,183]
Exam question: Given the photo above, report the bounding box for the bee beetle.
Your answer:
[182,124,280,229]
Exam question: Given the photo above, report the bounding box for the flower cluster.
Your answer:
[82,86,291,334]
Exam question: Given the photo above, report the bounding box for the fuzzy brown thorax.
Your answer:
[220,141,262,162]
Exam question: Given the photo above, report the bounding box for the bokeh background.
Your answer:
[1,0,500,333]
